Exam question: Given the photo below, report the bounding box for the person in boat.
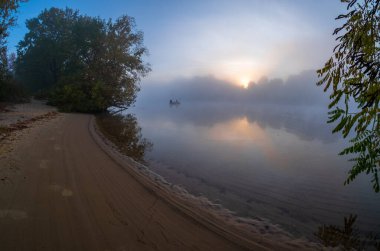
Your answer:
[169,99,180,105]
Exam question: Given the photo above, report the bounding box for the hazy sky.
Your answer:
[8,0,345,87]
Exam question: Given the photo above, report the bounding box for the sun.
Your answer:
[239,77,250,89]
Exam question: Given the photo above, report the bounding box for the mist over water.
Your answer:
[138,70,329,106]
[116,71,380,239]
[124,101,379,239]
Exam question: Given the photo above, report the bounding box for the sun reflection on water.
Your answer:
[207,116,287,167]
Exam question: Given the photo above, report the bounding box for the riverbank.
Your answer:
[0,101,320,250]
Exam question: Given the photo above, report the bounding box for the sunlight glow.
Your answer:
[240,77,250,89]
[216,59,260,88]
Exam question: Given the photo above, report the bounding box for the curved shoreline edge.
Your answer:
[89,115,321,251]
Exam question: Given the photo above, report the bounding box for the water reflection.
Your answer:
[207,116,286,167]
[134,103,340,143]
[126,102,380,239]
[96,113,153,163]
[315,214,380,250]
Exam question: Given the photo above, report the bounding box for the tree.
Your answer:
[0,0,27,101]
[16,8,150,112]
[1,0,22,71]
[15,8,79,93]
[317,0,380,191]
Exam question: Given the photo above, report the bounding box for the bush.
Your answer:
[0,78,29,103]
[48,82,108,113]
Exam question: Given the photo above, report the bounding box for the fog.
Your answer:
[133,69,343,144]
[137,70,329,107]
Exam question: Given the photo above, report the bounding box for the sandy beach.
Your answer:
[0,102,318,250]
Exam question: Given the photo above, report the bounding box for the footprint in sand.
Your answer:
[50,184,73,197]
[0,209,28,220]
[39,160,49,169]
[61,188,73,197]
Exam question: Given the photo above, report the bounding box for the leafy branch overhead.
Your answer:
[317,0,380,192]
[15,7,150,112]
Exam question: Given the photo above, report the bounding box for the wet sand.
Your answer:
[0,104,318,250]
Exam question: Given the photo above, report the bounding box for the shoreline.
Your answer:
[0,101,321,250]
[90,115,321,250]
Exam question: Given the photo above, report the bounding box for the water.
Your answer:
[117,102,380,239]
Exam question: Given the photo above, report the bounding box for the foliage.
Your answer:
[0,0,24,68]
[0,0,28,102]
[315,214,362,250]
[0,74,28,102]
[96,113,153,162]
[15,8,150,112]
[49,81,108,112]
[315,214,380,250]
[317,0,380,192]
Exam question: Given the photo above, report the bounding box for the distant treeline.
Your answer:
[1,4,150,112]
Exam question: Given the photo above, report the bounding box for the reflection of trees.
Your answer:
[96,113,153,163]
[315,214,380,250]
[153,104,339,143]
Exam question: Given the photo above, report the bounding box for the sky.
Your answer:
[8,0,346,89]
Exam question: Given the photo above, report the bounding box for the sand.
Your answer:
[0,99,56,126]
[0,102,320,250]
